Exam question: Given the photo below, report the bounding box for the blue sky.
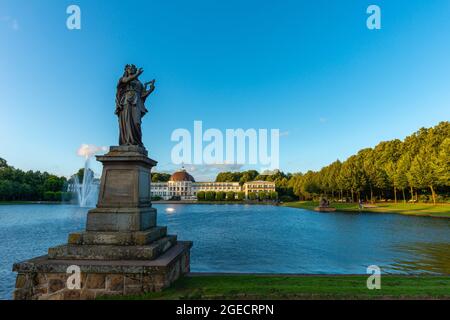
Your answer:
[0,0,449,181]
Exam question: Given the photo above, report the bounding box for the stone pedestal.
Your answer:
[13,146,192,300]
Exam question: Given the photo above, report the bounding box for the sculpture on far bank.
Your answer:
[115,64,155,147]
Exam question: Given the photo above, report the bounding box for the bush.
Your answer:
[197,191,206,201]
[270,191,279,201]
[279,195,295,202]
[237,192,245,201]
[226,191,235,201]
[258,192,268,201]
[43,191,56,201]
[205,191,216,201]
[151,196,162,201]
[248,192,257,201]
[216,192,226,201]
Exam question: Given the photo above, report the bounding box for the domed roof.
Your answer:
[170,169,195,182]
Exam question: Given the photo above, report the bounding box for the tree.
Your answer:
[197,191,206,201]
[152,173,171,182]
[237,192,245,201]
[0,158,7,168]
[215,192,226,201]
[248,192,257,201]
[226,191,235,201]
[395,154,410,203]
[270,191,278,201]
[258,192,267,201]
[410,148,438,205]
[205,191,216,201]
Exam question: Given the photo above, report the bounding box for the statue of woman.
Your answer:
[115,64,155,147]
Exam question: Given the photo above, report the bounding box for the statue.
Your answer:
[115,64,155,147]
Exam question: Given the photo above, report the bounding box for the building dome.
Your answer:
[170,169,195,182]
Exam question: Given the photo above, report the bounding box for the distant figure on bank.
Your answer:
[358,199,364,210]
[319,198,329,208]
[115,64,155,146]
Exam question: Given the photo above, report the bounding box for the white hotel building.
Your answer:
[150,169,275,200]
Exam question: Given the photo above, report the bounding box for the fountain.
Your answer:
[70,144,107,208]
[72,157,98,207]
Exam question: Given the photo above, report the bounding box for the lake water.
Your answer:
[1,203,449,299]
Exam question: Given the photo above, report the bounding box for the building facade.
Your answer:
[150,169,275,200]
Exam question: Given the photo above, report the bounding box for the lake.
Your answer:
[1,203,449,299]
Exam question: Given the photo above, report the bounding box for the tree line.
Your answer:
[0,158,71,201]
[213,122,450,204]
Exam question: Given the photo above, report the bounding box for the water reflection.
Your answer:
[390,243,450,274]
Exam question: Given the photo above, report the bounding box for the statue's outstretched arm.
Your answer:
[121,68,144,83]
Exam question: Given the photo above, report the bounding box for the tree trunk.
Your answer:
[370,186,374,203]
[393,187,397,204]
[410,186,414,203]
[430,185,436,205]
[402,188,406,204]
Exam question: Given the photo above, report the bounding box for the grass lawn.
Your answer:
[106,275,450,300]
[283,201,450,218]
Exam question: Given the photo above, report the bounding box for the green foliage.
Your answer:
[248,192,257,201]
[0,158,7,168]
[0,160,68,202]
[226,191,235,201]
[288,122,450,204]
[197,191,206,201]
[270,191,278,200]
[215,192,226,201]
[237,192,245,201]
[152,173,171,183]
[258,191,268,201]
[205,191,216,201]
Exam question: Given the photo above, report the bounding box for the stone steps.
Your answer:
[68,226,168,246]
[48,235,177,261]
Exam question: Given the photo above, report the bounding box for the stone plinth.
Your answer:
[12,146,192,300]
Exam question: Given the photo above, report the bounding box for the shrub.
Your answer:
[197,191,206,201]
[205,191,216,201]
[237,192,245,201]
[270,191,279,201]
[226,191,235,201]
[258,192,268,201]
[43,191,56,201]
[248,192,257,201]
[279,195,295,202]
[216,192,226,201]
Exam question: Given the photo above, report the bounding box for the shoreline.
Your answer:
[283,201,450,219]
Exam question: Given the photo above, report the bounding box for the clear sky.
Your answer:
[1,0,449,181]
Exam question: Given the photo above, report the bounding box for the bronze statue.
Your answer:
[115,64,155,147]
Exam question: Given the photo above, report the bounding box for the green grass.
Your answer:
[104,275,450,300]
[283,201,450,218]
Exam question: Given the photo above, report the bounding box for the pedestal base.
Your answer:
[12,242,192,300]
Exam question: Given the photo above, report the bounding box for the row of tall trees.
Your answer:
[288,122,449,204]
[215,122,449,204]
[0,158,70,201]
